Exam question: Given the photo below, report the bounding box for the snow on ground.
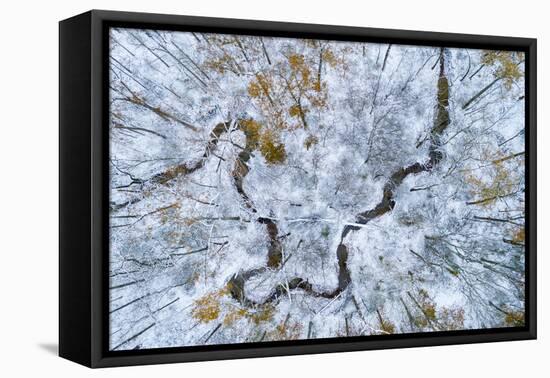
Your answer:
[108,28,526,350]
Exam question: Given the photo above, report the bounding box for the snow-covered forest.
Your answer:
[108,27,526,351]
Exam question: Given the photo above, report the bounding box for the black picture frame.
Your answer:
[59,9,537,368]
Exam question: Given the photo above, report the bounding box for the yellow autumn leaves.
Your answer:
[191,286,275,326]
[465,157,516,207]
[481,51,524,89]
[191,289,225,323]
[200,38,343,165]
[240,51,337,163]
[239,119,286,164]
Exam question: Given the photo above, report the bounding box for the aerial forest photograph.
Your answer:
[107,27,526,351]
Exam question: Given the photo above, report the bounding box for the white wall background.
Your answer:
[0,0,546,375]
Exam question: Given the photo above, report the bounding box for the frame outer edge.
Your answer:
[91,9,106,368]
[528,38,537,339]
[59,11,93,367]
[79,9,537,368]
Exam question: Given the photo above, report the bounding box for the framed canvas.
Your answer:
[59,10,537,368]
